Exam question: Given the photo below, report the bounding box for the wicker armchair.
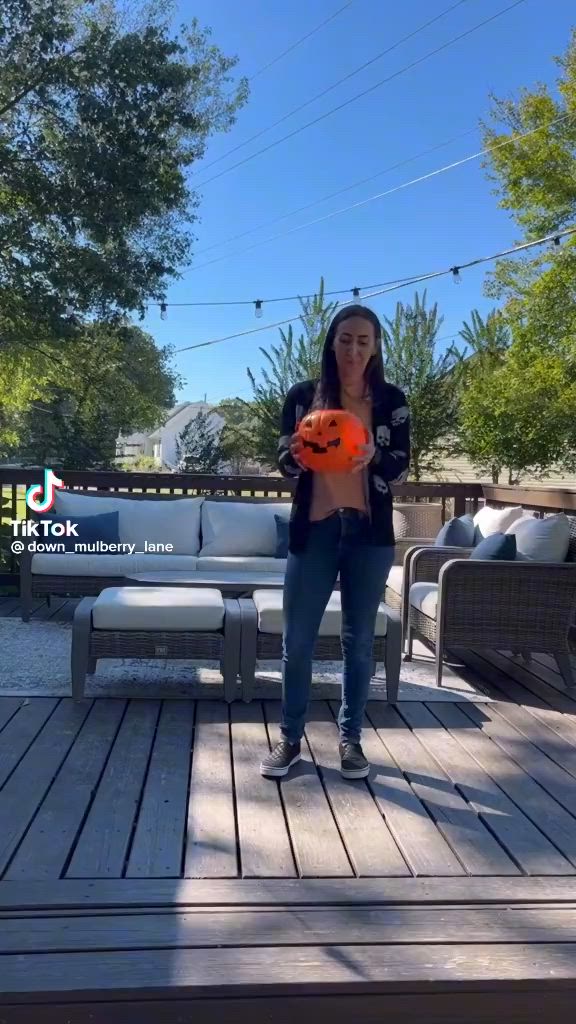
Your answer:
[385,544,473,632]
[404,529,576,688]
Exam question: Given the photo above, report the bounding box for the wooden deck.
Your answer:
[2,594,576,1020]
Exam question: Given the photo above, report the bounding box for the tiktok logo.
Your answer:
[25,468,65,513]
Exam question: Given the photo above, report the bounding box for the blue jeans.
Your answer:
[281,510,394,745]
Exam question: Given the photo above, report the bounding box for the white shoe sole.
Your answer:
[340,764,370,779]
[260,752,301,777]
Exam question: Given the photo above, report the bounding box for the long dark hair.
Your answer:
[315,304,386,408]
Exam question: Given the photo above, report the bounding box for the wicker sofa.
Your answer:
[386,514,576,688]
[19,490,443,621]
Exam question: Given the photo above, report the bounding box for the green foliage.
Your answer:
[5,321,181,467]
[381,292,460,482]
[464,31,576,480]
[175,408,223,473]
[216,397,258,473]
[481,29,576,308]
[456,309,512,366]
[246,278,338,467]
[0,0,247,337]
[458,341,576,484]
[118,454,161,472]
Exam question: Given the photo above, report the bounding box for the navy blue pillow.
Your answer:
[435,513,475,548]
[40,512,120,551]
[470,532,516,561]
[275,514,290,558]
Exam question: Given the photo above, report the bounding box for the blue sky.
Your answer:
[140,0,575,404]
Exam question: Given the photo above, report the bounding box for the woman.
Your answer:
[260,304,410,780]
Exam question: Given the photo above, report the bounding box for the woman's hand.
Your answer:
[289,431,308,471]
[350,431,376,473]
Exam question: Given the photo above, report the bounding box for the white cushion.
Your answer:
[92,586,224,631]
[409,582,438,619]
[133,554,199,572]
[386,565,403,597]
[252,588,388,637]
[392,509,409,538]
[199,502,292,557]
[197,556,287,573]
[507,512,571,563]
[31,553,138,576]
[473,505,524,539]
[54,491,203,555]
[31,552,200,575]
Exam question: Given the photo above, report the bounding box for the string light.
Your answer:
[174,224,576,353]
[160,302,168,321]
[254,300,263,319]
[64,301,74,317]
[352,287,361,298]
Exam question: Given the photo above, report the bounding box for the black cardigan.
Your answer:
[277,379,411,552]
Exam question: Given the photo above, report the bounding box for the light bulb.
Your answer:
[451,267,461,285]
[254,300,263,319]
[553,236,562,247]
[64,301,74,317]
[352,287,360,299]
[160,302,168,320]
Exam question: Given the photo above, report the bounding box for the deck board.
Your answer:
[0,699,58,789]
[3,904,576,955]
[266,701,353,877]
[231,701,297,878]
[430,702,576,868]
[0,700,93,874]
[2,594,576,1014]
[0,698,26,734]
[126,701,194,878]
[399,702,573,875]
[366,703,519,875]
[184,701,238,878]
[3,941,576,1000]
[303,703,409,877]
[66,701,160,878]
[5,700,126,880]
[352,705,466,876]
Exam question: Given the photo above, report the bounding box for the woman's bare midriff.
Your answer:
[309,392,372,522]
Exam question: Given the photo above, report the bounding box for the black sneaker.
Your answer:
[260,740,301,778]
[339,741,370,779]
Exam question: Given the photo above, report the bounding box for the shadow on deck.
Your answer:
[1,594,576,1021]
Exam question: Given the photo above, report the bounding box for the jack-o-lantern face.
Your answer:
[297,409,368,473]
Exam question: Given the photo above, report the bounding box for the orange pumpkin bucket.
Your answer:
[297,409,369,473]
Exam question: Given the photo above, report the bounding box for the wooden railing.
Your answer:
[0,468,485,584]
[482,485,576,515]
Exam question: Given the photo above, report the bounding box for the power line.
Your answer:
[174,113,569,284]
[246,1,356,83]
[193,127,479,259]
[194,0,527,190]
[199,0,471,176]
[174,226,575,353]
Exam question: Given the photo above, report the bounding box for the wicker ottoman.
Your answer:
[238,589,401,703]
[70,586,241,702]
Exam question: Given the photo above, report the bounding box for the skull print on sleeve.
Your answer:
[370,391,410,483]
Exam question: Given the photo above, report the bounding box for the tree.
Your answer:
[458,341,576,483]
[246,278,338,466]
[175,409,223,473]
[457,309,511,367]
[380,291,460,481]
[6,321,181,468]
[472,30,576,476]
[0,0,247,349]
[216,397,258,473]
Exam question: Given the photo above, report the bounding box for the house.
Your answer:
[116,402,224,471]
